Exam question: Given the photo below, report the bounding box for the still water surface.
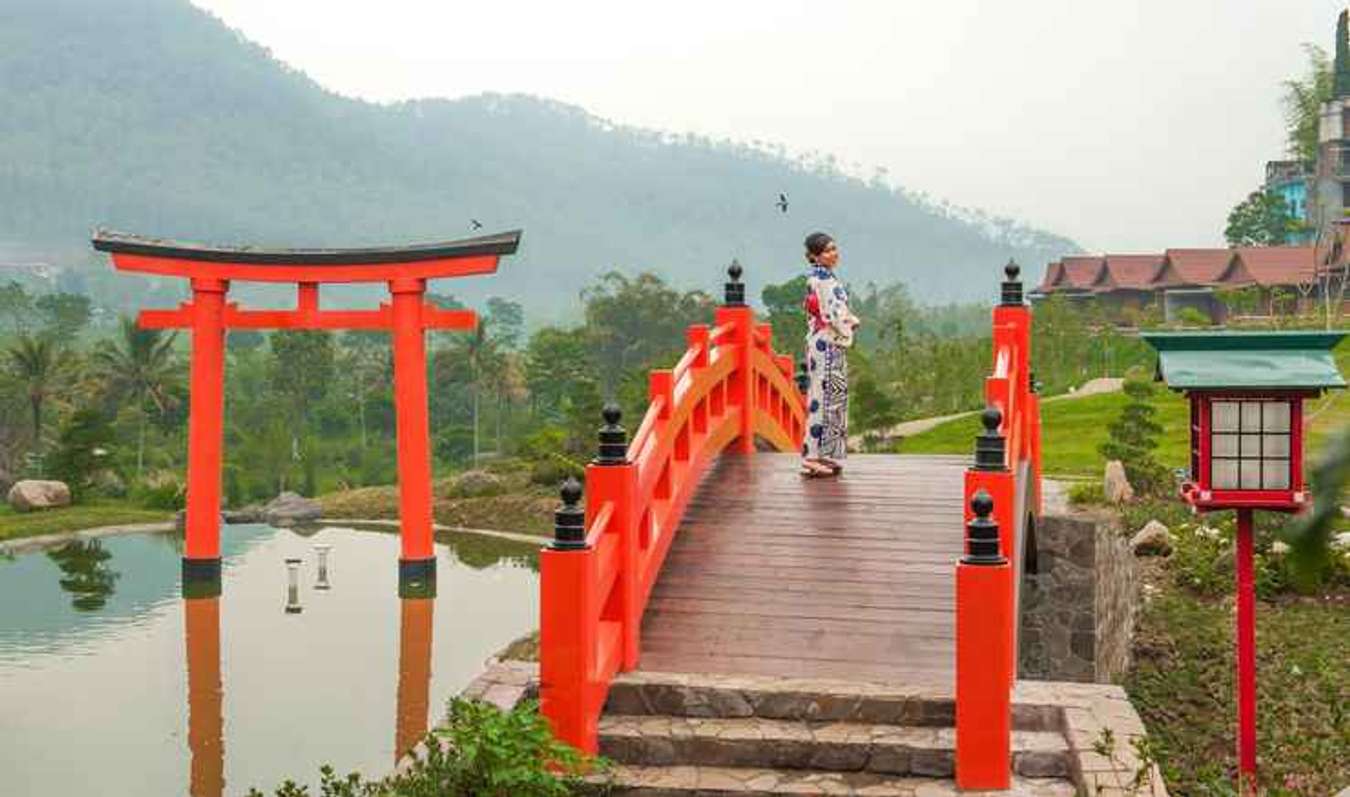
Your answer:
[0,524,539,796]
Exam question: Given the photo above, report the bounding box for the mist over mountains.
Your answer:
[0,0,1079,317]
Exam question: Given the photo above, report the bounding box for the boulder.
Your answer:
[223,505,266,524]
[262,491,322,527]
[7,479,72,512]
[448,469,505,499]
[1103,461,1134,504]
[1131,520,1172,556]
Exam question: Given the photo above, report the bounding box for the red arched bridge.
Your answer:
[540,263,1041,790]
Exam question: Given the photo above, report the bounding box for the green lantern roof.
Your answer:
[1141,331,1348,390]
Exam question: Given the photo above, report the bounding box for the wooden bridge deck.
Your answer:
[638,453,967,687]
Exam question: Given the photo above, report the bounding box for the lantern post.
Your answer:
[1142,330,1346,795]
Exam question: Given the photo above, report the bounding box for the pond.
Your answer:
[0,523,540,796]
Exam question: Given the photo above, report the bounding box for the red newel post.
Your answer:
[184,277,229,570]
[590,405,640,669]
[716,260,756,454]
[955,490,1013,790]
[539,477,598,753]
[389,278,437,577]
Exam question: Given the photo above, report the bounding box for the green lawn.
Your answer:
[897,389,1191,477]
[899,337,1350,477]
[0,501,170,543]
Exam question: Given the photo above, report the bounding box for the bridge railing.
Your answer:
[956,261,1041,790]
[539,261,806,753]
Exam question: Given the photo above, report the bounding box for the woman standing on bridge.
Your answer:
[801,232,859,477]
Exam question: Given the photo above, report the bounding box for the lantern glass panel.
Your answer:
[1239,434,1261,457]
[1212,401,1240,432]
[1240,460,1261,489]
[1262,459,1291,489]
[1263,401,1290,432]
[1212,434,1239,457]
[1263,434,1290,458]
[1213,459,1239,489]
[1240,402,1262,430]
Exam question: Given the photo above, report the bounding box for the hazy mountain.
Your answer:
[0,0,1079,318]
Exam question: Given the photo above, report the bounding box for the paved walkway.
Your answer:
[638,454,967,686]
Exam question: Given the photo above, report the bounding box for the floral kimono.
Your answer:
[802,265,857,461]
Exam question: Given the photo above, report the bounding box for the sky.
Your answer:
[192,0,1341,253]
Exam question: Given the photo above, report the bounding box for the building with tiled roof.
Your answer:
[1030,246,1344,323]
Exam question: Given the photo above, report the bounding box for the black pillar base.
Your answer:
[182,557,222,599]
[398,558,437,599]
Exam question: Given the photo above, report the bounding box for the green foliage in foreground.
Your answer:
[1128,590,1349,796]
[248,698,604,797]
[1098,375,1168,496]
[0,501,169,542]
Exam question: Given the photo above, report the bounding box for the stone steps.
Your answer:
[598,670,1076,796]
[601,765,1079,796]
[605,671,1060,732]
[599,715,1070,779]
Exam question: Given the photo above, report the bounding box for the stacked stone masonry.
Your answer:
[1019,511,1137,683]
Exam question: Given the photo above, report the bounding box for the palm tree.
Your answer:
[94,317,183,478]
[6,335,64,450]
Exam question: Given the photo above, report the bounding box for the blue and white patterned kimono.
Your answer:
[803,265,856,461]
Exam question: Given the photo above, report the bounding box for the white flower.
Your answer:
[1332,532,1350,551]
[1270,541,1290,556]
[1196,526,1221,540]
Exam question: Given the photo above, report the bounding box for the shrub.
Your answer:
[246,698,603,797]
[46,408,115,501]
[529,455,584,487]
[1099,373,1168,496]
[132,480,185,511]
[1068,481,1105,506]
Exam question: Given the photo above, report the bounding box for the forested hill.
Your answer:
[0,0,1079,315]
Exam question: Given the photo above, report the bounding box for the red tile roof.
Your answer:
[1221,247,1317,287]
[1054,256,1106,290]
[1096,254,1164,290]
[1158,249,1233,286]
[1036,261,1063,292]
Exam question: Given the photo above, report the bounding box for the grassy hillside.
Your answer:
[0,0,1078,319]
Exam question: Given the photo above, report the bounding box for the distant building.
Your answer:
[1029,247,1345,324]
[1312,9,1350,237]
[1264,160,1313,243]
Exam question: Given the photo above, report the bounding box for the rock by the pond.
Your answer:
[1131,520,1172,556]
[223,505,266,524]
[263,492,322,526]
[448,469,505,498]
[7,479,72,512]
[1103,460,1134,504]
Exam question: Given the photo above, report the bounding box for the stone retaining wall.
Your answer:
[1020,511,1137,683]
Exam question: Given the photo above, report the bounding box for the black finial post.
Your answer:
[596,404,628,465]
[724,259,746,306]
[795,358,810,395]
[1000,260,1023,307]
[973,407,1007,471]
[551,477,587,550]
[962,490,1006,565]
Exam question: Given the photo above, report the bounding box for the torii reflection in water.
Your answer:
[182,579,437,796]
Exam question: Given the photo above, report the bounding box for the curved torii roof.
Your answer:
[92,229,522,283]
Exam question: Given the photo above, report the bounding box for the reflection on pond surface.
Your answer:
[0,524,539,797]
[48,539,121,611]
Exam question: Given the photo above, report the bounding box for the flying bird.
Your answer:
[470,219,483,230]
[775,193,789,213]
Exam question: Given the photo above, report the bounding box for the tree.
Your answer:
[761,275,808,354]
[1282,45,1333,163]
[1098,372,1167,495]
[269,331,335,493]
[5,335,65,448]
[0,281,34,336]
[1336,11,1350,98]
[47,408,114,500]
[94,317,182,478]
[582,272,715,393]
[35,292,91,341]
[1224,189,1298,247]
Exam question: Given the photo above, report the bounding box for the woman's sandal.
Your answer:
[821,457,844,474]
[799,460,834,478]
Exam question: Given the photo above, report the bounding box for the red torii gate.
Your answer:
[92,229,521,589]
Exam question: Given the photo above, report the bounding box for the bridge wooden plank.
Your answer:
[637,453,966,684]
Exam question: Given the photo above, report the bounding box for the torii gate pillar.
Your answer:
[93,230,522,592]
